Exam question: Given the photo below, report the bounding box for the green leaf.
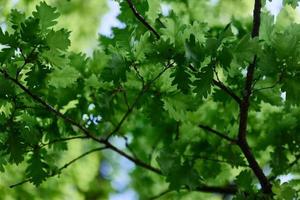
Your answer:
[166,162,201,190]
[20,17,42,45]
[26,149,49,186]
[59,99,79,114]
[85,74,100,90]
[133,32,152,61]
[0,153,7,172]
[48,66,80,88]
[33,1,60,31]
[259,12,275,43]
[192,66,213,98]
[282,75,300,105]
[170,65,191,94]
[234,34,259,64]
[283,0,299,8]
[42,49,69,67]
[9,9,25,30]
[0,101,13,118]
[5,131,25,165]
[235,170,253,191]
[101,53,127,84]
[156,150,201,190]
[46,29,70,51]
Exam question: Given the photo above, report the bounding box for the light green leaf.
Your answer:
[60,100,79,114]
[33,1,60,31]
[48,67,80,88]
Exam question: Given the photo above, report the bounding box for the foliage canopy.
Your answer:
[0,0,300,199]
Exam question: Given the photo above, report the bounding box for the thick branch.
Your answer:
[198,124,237,143]
[237,0,272,194]
[125,0,160,39]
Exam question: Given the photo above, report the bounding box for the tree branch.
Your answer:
[0,69,161,176]
[188,63,241,104]
[125,0,241,105]
[2,63,235,196]
[9,146,107,188]
[213,79,242,104]
[0,69,102,144]
[125,0,160,39]
[198,124,237,144]
[196,185,237,194]
[149,184,238,199]
[105,62,174,140]
[269,153,300,182]
[237,0,272,194]
[40,136,89,148]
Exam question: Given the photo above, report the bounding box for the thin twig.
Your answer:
[9,146,107,188]
[190,155,249,167]
[0,69,162,176]
[269,153,300,182]
[125,0,160,39]
[213,79,241,104]
[198,124,237,143]
[122,89,130,110]
[253,79,281,92]
[149,189,173,200]
[105,62,174,140]
[132,64,145,86]
[16,46,38,79]
[40,136,89,148]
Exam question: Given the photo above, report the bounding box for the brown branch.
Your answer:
[196,185,237,194]
[1,69,101,142]
[237,0,272,194]
[2,66,236,195]
[198,124,237,143]
[213,79,242,104]
[40,136,89,148]
[9,146,107,188]
[0,69,161,176]
[149,184,237,199]
[125,0,160,39]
